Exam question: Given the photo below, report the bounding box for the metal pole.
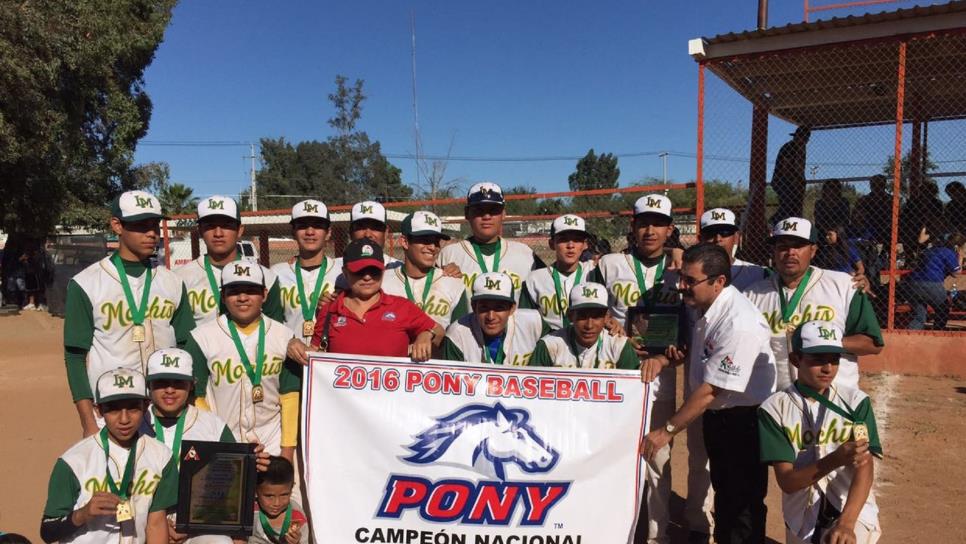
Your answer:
[659,152,669,195]
[887,41,907,331]
[759,0,768,29]
[249,143,258,211]
[695,64,706,238]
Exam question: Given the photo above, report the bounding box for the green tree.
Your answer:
[0,1,177,236]
[881,150,938,197]
[253,75,411,209]
[159,183,198,216]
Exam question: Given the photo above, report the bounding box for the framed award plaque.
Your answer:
[175,440,256,536]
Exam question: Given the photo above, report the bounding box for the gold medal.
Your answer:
[131,325,146,343]
[252,385,264,404]
[852,422,869,442]
[116,500,133,523]
[784,321,797,334]
[302,320,315,338]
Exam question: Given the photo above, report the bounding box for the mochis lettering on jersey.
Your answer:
[211,356,285,386]
[101,296,176,330]
[762,304,836,334]
[187,287,218,316]
[784,419,854,450]
[280,284,333,311]
[376,476,571,526]
[84,469,161,496]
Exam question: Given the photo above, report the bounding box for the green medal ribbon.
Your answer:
[258,502,293,541]
[295,257,328,322]
[567,328,604,368]
[795,381,855,422]
[99,427,138,500]
[152,409,187,467]
[631,254,665,304]
[203,256,222,310]
[471,239,501,273]
[227,318,266,390]
[778,267,813,325]
[482,334,506,365]
[403,268,435,308]
[110,252,153,327]
[551,265,583,327]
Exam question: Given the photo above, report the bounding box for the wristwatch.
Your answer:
[664,422,678,435]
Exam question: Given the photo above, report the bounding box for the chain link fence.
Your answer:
[698,28,966,332]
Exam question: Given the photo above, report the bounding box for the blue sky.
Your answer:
[133,0,940,202]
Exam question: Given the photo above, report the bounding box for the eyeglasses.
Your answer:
[677,274,719,288]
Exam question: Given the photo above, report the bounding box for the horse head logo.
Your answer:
[402,402,559,480]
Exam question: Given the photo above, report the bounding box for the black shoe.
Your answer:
[687,531,711,544]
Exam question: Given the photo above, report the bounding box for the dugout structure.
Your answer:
[691,2,966,334]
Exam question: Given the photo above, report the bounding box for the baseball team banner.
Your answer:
[301,352,653,544]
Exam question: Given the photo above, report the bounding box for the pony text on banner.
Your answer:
[301,352,653,543]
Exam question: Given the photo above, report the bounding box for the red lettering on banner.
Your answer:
[523,484,570,524]
[380,478,429,515]
[425,482,471,520]
[467,484,520,522]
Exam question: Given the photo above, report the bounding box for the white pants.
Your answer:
[785,520,881,544]
[642,398,675,544]
[685,416,715,535]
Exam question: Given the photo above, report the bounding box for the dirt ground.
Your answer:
[1,311,964,542]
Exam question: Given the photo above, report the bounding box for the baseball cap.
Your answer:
[700,208,738,234]
[95,368,148,404]
[791,321,845,354]
[568,282,608,311]
[343,238,385,273]
[769,217,818,244]
[633,194,672,219]
[221,261,266,289]
[550,214,589,239]
[110,190,165,223]
[197,195,241,222]
[471,272,515,303]
[401,211,450,240]
[146,348,193,382]
[351,201,387,225]
[290,199,330,225]
[466,182,505,207]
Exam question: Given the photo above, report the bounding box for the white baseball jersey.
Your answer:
[594,253,680,400]
[271,258,341,339]
[189,316,296,455]
[443,309,545,366]
[759,384,881,541]
[175,256,279,325]
[731,258,770,291]
[534,328,632,369]
[743,267,876,391]
[71,257,184,390]
[44,434,174,544]
[524,261,596,330]
[437,239,537,304]
[146,405,233,447]
[688,286,776,409]
[330,254,403,291]
[381,267,468,329]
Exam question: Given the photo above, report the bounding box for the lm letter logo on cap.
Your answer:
[781,220,799,232]
[484,277,502,290]
[303,202,318,213]
[423,214,438,227]
[376,403,569,525]
[711,211,727,221]
[161,355,180,368]
[361,204,374,214]
[233,264,251,277]
[207,199,224,210]
[134,196,154,209]
[563,216,579,226]
[581,286,598,298]
[114,374,134,388]
[646,196,662,208]
[818,326,837,340]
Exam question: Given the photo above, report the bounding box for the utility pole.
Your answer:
[410,10,422,192]
[659,152,669,195]
[248,143,258,211]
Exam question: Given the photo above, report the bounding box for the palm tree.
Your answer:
[159,183,198,216]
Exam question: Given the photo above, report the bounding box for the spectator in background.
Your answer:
[22,243,54,312]
[945,181,966,237]
[813,179,851,235]
[900,181,945,262]
[815,226,864,276]
[853,174,893,244]
[904,233,966,330]
[771,126,811,224]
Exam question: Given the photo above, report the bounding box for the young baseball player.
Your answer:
[249,457,309,544]
[271,200,341,342]
[174,195,284,326]
[698,208,770,291]
[743,217,884,391]
[529,282,639,369]
[520,214,596,330]
[437,182,545,303]
[441,272,549,365]
[41,368,177,544]
[758,321,882,544]
[186,262,301,463]
[64,190,195,436]
[381,211,469,330]
[590,193,682,543]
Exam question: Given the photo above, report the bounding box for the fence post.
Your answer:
[887,40,907,331]
[162,219,171,269]
[695,63,706,235]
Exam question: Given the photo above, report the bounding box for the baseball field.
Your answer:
[1,310,963,542]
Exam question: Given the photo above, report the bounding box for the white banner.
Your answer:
[301,352,653,544]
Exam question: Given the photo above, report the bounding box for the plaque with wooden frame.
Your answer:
[175,440,256,536]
